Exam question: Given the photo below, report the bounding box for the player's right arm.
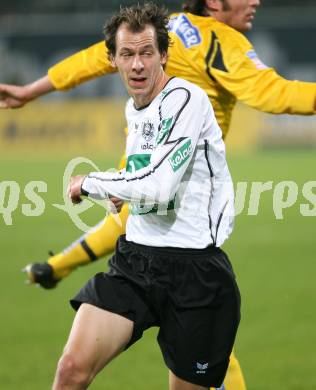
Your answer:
[0,41,115,109]
[209,28,316,113]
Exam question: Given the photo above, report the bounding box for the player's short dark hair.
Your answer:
[182,0,229,15]
[182,0,206,16]
[104,2,171,57]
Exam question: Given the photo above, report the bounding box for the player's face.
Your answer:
[111,23,168,108]
[211,0,261,32]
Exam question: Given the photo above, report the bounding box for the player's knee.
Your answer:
[55,353,91,388]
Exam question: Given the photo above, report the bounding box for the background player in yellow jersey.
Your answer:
[0,1,315,390]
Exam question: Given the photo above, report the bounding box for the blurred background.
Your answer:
[1,0,316,153]
[0,1,315,389]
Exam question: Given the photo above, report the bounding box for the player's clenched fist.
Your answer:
[0,84,30,109]
[0,76,55,109]
[68,175,86,204]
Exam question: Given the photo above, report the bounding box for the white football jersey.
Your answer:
[82,77,234,248]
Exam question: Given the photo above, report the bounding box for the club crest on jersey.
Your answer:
[168,14,201,49]
[169,139,192,172]
[142,120,155,141]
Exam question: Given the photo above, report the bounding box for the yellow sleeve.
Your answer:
[48,41,117,90]
[210,29,316,115]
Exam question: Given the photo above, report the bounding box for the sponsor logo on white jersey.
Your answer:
[169,139,192,171]
[156,116,173,145]
[141,142,154,150]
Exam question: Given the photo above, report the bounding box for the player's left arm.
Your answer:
[48,41,116,90]
[0,75,54,109]
[210,31,316,114]
[0,41,116,109]
[70,87,208,204]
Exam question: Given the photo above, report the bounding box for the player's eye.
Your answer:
[121,52,133,57]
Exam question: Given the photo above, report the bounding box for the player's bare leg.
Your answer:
[169,371,208,390]
[52,303,133,390]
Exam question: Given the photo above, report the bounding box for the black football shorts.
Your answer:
[71,235,241,388]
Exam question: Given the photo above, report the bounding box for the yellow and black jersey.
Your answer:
[48,12,316,139]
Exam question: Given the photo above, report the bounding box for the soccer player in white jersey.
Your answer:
[53,4,240,390]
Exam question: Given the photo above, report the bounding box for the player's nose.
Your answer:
[132,54,144,73]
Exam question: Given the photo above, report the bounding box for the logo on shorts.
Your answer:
[169,139,192,172]
[196,362,209,374]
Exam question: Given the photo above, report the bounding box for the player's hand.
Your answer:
[0,83,30,109]
[68,175,86,204]
[0,76,55,109]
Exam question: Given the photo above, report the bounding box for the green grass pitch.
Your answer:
[0,150,315,389]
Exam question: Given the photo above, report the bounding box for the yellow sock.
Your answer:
[85,203,128,258]
[48,245,89,279]
[210,351,246,390]
[48,204,129,280]
[223,351,246,390]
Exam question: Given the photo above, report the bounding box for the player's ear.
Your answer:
[160,51,168,66]
[109,54,116,67]
[206,0,223,12]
